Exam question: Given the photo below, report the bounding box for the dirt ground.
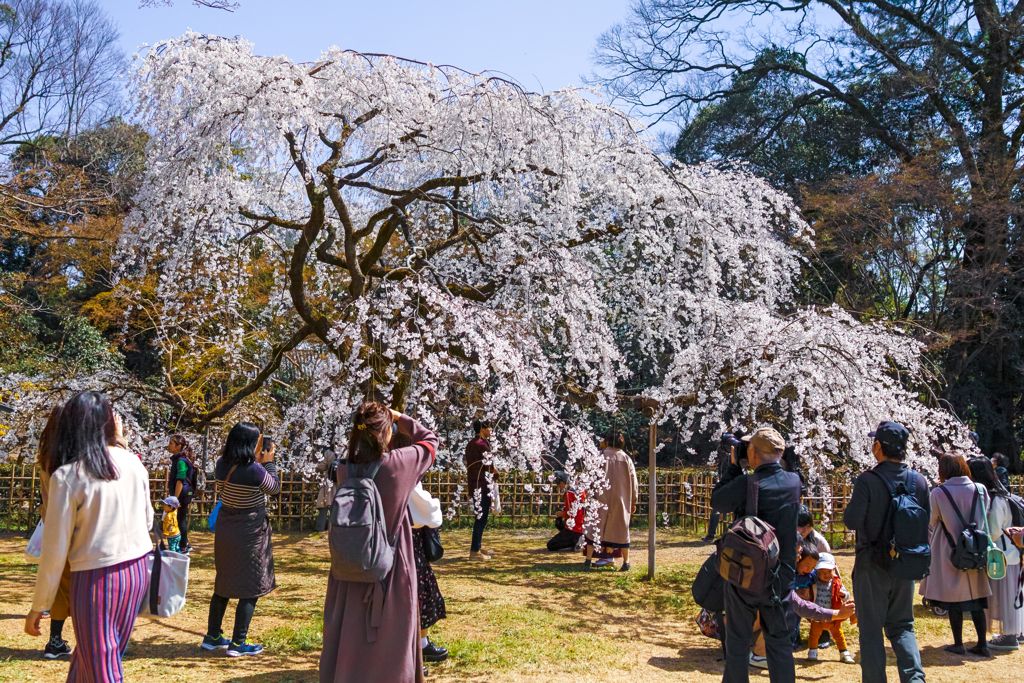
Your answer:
[1,527,1021,682]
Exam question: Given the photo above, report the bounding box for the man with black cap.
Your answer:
[547,471,586,552]
[844,422,928,683]
[712,427,802,683]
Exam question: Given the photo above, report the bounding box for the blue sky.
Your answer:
[106,0,630,94]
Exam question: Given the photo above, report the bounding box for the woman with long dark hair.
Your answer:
[201,422,279,656]
[34,405,74,659]
[922,453,992,656]
[320,402,438,683]
[166,434,199,554]
[968,456,1023,650]
[25,391,154,681]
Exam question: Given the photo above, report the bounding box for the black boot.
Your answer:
[422,639,449,663]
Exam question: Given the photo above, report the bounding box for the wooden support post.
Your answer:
[648,419,657,580]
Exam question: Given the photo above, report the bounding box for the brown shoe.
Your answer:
[469,551,489,561]
[481,547,497,556]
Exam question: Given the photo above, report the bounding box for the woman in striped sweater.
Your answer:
[201,422,279,656]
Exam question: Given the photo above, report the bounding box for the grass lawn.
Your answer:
[1,527,1021,682]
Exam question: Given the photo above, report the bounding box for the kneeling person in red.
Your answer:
[547,471,585,552]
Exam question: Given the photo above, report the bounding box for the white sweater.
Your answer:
[32,447,154,612]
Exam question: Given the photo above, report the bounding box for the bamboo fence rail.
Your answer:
[4,463,1017,548]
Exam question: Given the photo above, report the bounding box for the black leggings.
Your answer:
[948,606,986,647]
[208,594,258,644]
[178,493,193,548]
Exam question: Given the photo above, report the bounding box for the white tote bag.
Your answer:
[139,545,190,618]
[24,521,44,564]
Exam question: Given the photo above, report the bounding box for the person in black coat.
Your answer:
[712,427,801,683]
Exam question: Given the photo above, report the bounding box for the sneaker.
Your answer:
[1017,634,1024,645]
[422,638,449,663]
[200,633,231,650]
[840,650,855,664]
[818,637,831,649]
[807,649,818,661]
[989,634,1020,650]
[43,637,71,659]
[595,558,613,567]
[749,653,768,669]
[620,562,631,572]
[468,551,488,561]
[181,544,193,555]
[701,535,715,544]
[227,640,263,657]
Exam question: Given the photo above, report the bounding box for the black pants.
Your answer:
[723,584,795,683]
[178,492,194,548]
[314,506,330,532]
[707,510,721,538]
[852,553,924,683]
[470,489,491,552]
[547,518,582,551]
[208,594,258,644]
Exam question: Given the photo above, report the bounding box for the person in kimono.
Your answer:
[583,428,638,571]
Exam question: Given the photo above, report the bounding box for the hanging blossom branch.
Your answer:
[106,32,968,504]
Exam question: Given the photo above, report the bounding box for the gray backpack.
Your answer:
[328,460,396,582]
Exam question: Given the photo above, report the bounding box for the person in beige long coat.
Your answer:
[920,454,992,656]
[583,429,639,572]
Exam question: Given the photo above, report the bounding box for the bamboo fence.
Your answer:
[4,463,1017,548]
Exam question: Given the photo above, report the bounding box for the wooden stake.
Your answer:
[648,419,657,579]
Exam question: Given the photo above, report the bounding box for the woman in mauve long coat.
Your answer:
[920,454,992,655]
[320,403,437,683]
[584,428,639,570]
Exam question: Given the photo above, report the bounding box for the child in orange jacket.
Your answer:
[807,553,856,664]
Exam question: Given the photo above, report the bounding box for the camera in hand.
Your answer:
[721,430,748,467]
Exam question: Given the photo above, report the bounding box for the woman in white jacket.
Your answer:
[24,391,154,683]
[969,457,1023,650]
[409,482,448,668]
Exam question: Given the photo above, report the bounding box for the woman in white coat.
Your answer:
[968,457,1023,650]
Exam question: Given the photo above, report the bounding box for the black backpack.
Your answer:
[1006,492,1024,528]
[867,469,931,580]
[938,484,989,572]
[692,550,725,613]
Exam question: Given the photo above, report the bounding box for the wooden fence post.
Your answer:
[648,420,657,580]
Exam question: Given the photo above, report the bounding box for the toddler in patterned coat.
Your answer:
[807,553,856,663]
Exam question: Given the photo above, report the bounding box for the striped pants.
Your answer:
[68,554,149,683]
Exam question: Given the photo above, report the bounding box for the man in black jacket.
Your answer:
[712,427,801,683]
[843,422,927,683]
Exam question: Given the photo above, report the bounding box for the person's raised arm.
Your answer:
[711,449,745,515]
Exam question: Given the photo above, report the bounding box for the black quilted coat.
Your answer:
[214,504,276,598]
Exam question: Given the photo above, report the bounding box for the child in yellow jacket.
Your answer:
[161,495,181,552]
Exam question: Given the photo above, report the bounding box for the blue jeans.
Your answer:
[470,489,491,552]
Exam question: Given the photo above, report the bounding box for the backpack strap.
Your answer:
[865,469,898,546]
[1016,563,1024,610]
[347,458,384,480]
[937,485,973,550]
[746,474,759,518]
